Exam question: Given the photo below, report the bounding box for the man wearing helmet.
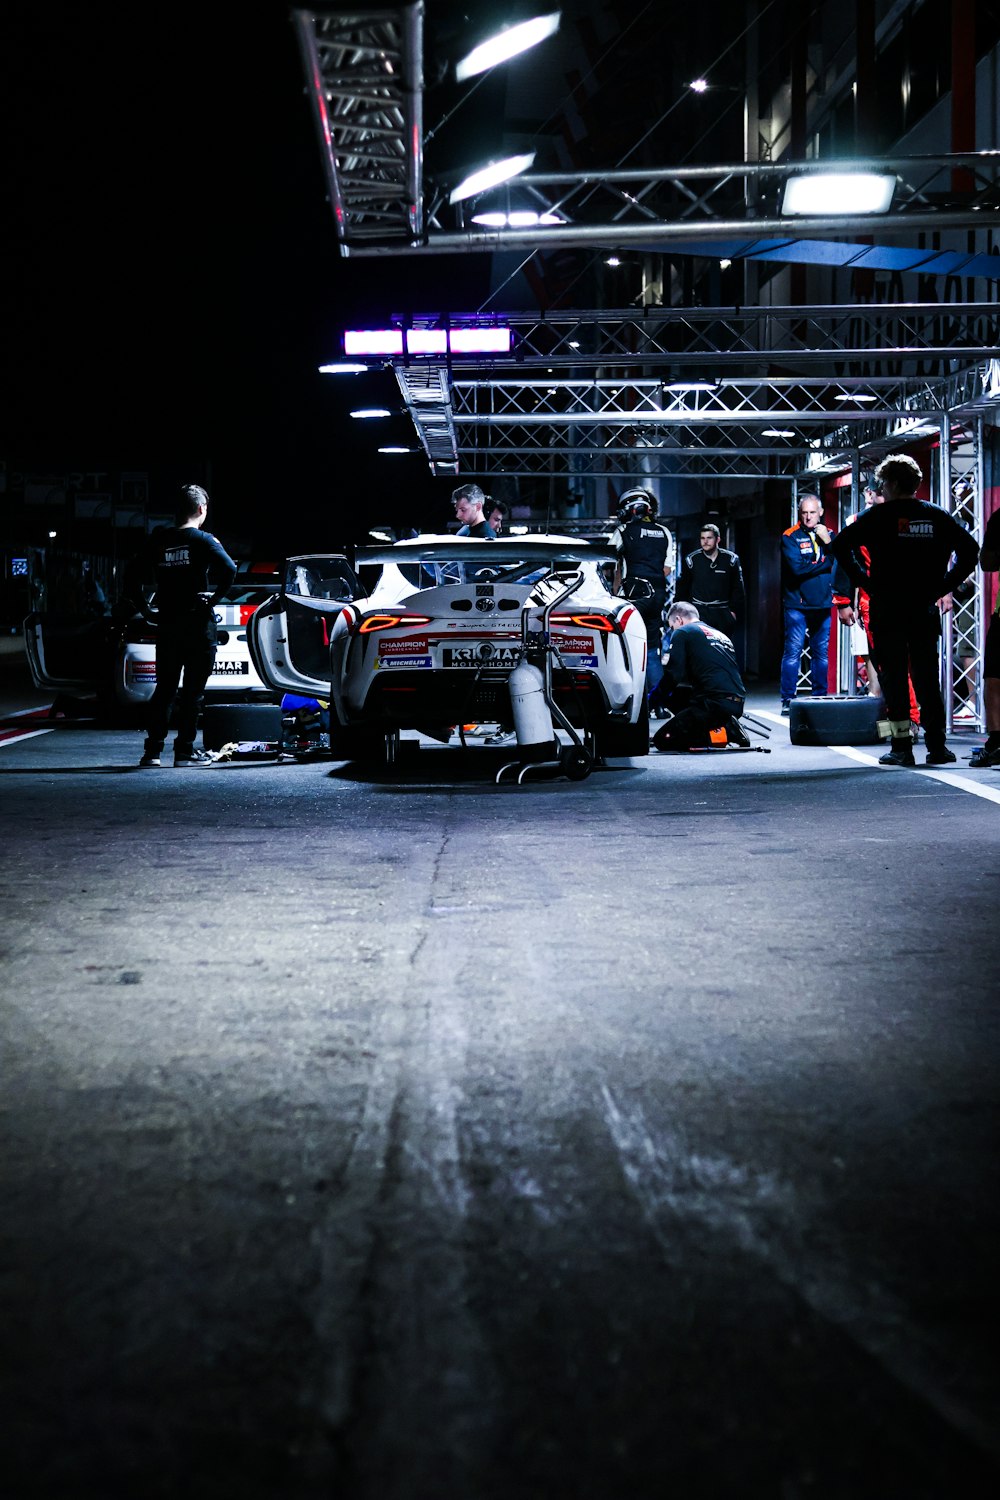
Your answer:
[609,488,673,694]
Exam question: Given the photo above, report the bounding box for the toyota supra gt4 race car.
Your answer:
[247,537,651,761]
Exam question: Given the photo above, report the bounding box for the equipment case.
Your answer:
[788,695,885,746]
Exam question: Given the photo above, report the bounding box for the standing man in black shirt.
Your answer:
[610,489,673,696]
[451,483,496,538]
[676,523,746,666]
[124,484,237,767]
[651,601,747,751]
[830,453,979,767]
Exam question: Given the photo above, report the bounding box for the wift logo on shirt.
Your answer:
[163,546,191,567]
[897,520,934,537]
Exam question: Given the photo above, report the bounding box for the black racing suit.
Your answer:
[829,498,979,750]
[124,526,237,756]
[610,518,673,682]
[653,621,746,749]
[675,546,746,664]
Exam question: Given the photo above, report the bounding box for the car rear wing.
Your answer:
[357,537,616,567]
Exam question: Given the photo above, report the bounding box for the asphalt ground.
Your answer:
[2,646,999,1499]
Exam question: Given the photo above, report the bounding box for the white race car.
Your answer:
[247,537,650,760]
[24,564,283,716]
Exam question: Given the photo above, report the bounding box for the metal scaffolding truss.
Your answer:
[292,7,423,247]
[381,308,1000,475]
[291,9,1000,255]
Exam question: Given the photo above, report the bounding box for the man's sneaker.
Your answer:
[174,748,214,767]
[924,746,957,766]
[969,744,1000,768]
[484,729,516,746]
[138,752,162,768]
[879,747,916,767]
[780,702,790,717]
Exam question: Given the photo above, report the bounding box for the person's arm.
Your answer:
[782,526,835,582]
[940,520,980,597]
[204,535,238,607]
[610,526,625,594]
[832,559,857,625]
[979,510,1000,571]
[828,524,870,594]
[728,555,746,623]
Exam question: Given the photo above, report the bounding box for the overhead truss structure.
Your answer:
[380,305,1000,478]
[293,6,1000,256]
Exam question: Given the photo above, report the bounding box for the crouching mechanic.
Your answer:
[651,601,748,751]
[122,484,237,767]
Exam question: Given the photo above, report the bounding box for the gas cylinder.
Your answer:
[508,659,557,760]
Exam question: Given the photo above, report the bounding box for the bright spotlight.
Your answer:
[781,172,896,215]
[450,153,536,204]
[456,13,561,82]
[689,78,709,93]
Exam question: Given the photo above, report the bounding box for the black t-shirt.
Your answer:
[611,518,672,584]
[131,526,237,617]
[665,621,745,701]
[829,498,978,610]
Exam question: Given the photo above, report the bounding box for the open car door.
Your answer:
[23,612,110,696]
[246,554,361,699]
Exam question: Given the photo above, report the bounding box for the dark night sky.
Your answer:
[2,1,495,552]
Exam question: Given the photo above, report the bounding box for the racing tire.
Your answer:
[202,703,283,751]
[596,697,650,758]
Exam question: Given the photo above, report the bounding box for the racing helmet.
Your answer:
[618,487,655,520]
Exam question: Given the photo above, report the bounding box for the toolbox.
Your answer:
[788,695,886,746]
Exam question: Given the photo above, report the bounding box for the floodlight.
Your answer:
[350,408,391,419]
[318,362,368,374]
[378,447,414,454]
[689,78,709,93]
[450,153,536,204]
[762,429,796,438]
[834,392,878,402]
[781,172,896,216]
[470,209,563,227]
[455,13,561,82]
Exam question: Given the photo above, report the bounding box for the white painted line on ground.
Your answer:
[0,728,53,748]
[825,744,1000,803]
[752,710,1000,806]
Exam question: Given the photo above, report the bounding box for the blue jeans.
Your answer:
[781,607,831,702]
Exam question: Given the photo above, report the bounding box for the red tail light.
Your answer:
[356,612,433,634]
[550,612,618,633]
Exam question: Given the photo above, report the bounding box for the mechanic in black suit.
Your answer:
[123,484,236,767]
[676,522,746,669]
[610,489,673,697]
[651,601,748,751]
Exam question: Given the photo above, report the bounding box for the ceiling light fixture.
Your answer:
[318,362,368,374]
[470,209,563,227]
[350,408,391,419]
[378,446,414,454]
[450,152,535,204]
[781,172,896,216]
[834,392,878,402]
[762,428,796,438]
[455,13,561,82]
[689,78,709,93]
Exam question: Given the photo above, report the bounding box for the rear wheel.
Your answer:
[596,697,650,758]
